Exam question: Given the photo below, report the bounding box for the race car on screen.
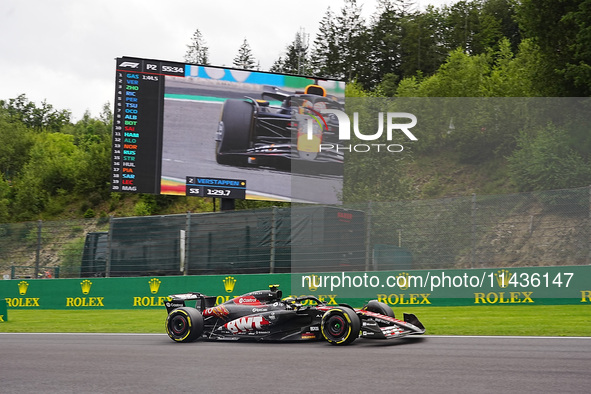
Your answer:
[164,285,425,345]
[215,84,344,172]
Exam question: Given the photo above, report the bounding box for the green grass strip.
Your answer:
[404,305,591,336]
[1,305,589,336]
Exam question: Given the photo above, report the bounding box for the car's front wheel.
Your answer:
[165,307,204,343]
[321,307,360,345]
[216,99,253,166]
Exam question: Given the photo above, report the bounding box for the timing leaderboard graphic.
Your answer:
[112,58,181,194]
[111,56,346,203]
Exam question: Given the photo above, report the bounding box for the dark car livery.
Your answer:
[165,285,425,345]
[215,85,344,172]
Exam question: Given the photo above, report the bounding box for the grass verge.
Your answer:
[1,305,590,336]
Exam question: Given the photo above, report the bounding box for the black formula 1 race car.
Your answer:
[164,285,425,345]
[215,85,344,173]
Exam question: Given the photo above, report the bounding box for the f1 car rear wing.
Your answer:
[164,292,217,314]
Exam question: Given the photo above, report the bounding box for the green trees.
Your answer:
[309,1,369,82]
[1,94,70,132]
[328,0,590,198]
[270,30,310,75]
[518,0,591,96]
[310,7,342,79]
[0,115,33,179]
[390,40,590,192]
[233,38,258,70]
[508,124,591,192]
[184,29,209,65]
[0,176,9,223]
[394,36,543,98]
[12,133,82,217]
[1,0,589,221]
[179,1,589,98]
[65,112,112,198]
[0,96,113,221]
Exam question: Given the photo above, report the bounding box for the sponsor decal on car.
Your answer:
[381,326,406,337]
[203,305,230,318]
[224,316,270,334]
[233,296,260,305]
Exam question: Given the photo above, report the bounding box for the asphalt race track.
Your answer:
[1,334,590,393]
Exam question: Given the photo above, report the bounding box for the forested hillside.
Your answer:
[1,0,590,222]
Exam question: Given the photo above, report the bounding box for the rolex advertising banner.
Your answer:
[1,266,590,310]
[0,274,292,310]
[291,265,591,307]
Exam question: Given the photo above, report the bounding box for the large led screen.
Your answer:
[111,56,345,204]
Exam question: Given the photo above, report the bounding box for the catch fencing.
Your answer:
[0,187,589,279]
[348,186,590,270]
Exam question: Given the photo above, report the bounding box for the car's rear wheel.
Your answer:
[166,307,204,343]
[216,99,253,165]
[321,307,360,345]
[364,300,395,318]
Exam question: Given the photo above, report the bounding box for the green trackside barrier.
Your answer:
[0,274,292,310]
[1,266,590,310]
[291,265,591,307]
[0,299,6,322]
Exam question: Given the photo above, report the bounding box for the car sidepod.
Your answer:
[212,308,321,342]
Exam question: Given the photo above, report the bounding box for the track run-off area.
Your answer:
[1,333,589,393]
